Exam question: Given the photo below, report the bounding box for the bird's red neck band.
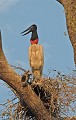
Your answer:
[30,39,38,44]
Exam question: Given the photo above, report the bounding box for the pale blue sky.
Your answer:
[0,0,75,75]
[0,0,75,117]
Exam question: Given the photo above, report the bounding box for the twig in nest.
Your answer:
[10,65,26,72]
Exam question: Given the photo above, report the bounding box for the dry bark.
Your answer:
[57,0,76,64]
[0,31,51,120]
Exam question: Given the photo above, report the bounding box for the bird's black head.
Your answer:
[21,24,38,41]
[30,24,37,32]
[21,24,37,36]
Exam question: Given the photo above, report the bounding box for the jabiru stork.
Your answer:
[21,24,44,79]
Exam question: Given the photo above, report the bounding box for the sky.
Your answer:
[0,0,75,117]
[0,0,75,74]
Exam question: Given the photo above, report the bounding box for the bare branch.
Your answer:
[0,32,51,120]
[10,65,26,72]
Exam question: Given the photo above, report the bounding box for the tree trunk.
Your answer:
[57,0,76,65]
[0,31,51,120]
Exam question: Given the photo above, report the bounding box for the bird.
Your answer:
[21,24,44,79]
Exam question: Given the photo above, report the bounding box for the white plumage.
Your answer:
[28,44,44,79]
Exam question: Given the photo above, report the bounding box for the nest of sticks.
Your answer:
[16,71,60,120]
[7,69,75,120]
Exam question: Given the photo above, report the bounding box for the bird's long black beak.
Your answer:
[20,26,31,36]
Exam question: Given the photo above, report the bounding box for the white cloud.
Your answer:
[0,0,19,11]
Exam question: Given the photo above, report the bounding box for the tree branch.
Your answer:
[56,0,76,65]
[0,31,51,120]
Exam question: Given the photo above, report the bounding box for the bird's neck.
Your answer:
[30,31,38,44]
[31,30,38,40]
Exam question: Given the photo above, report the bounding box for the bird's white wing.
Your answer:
[28,44,44,77]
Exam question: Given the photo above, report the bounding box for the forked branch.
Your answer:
[0,31,51,120]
